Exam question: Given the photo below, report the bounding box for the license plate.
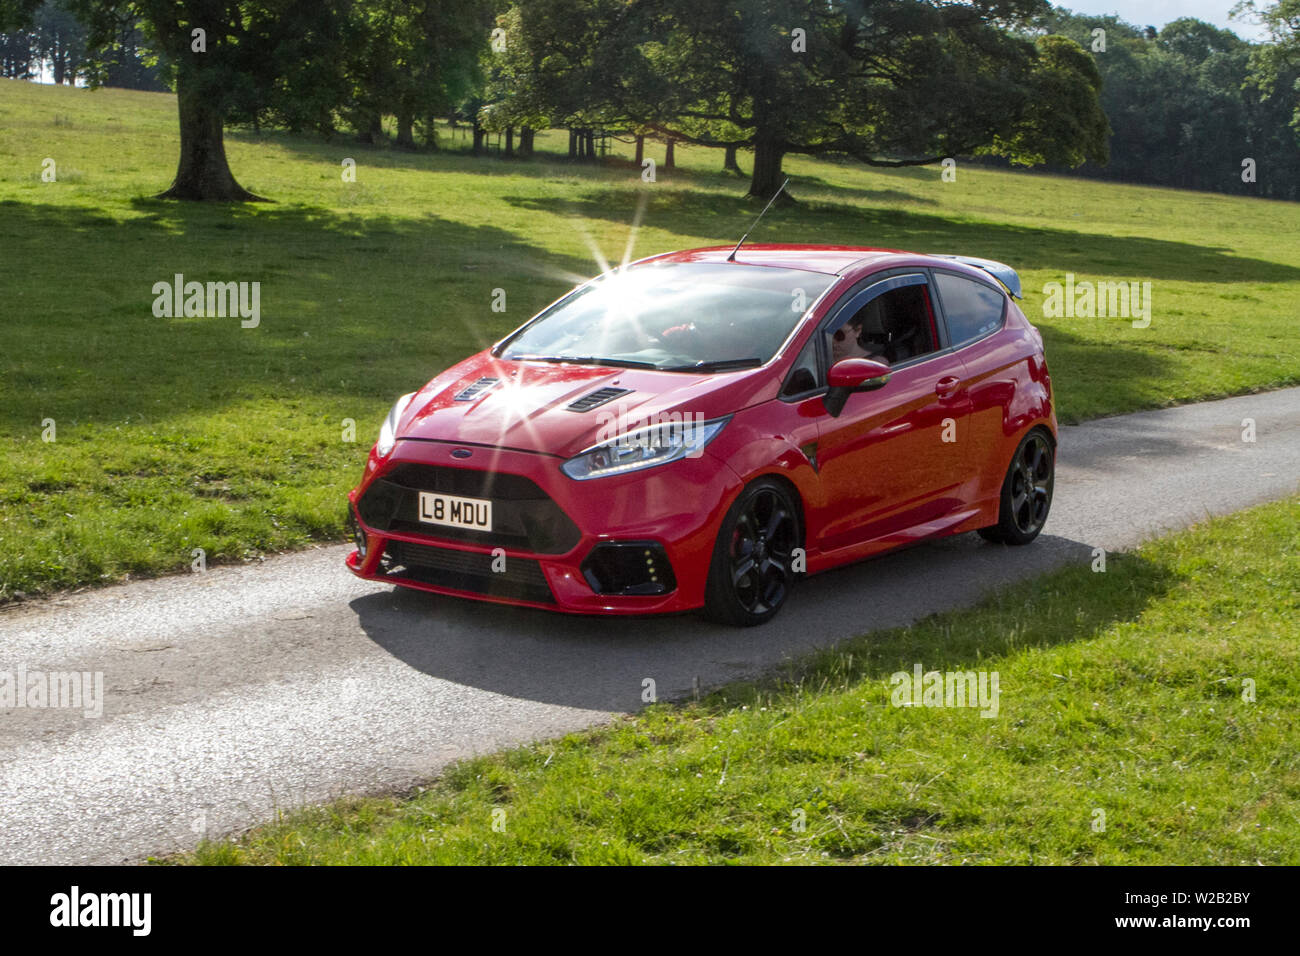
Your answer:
[417,491,492,532]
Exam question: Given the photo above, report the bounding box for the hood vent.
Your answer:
[453,377,499,402]
[566,386,631,413]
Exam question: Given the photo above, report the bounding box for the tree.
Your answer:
[490,0,634,160]
[327,0,494,150]
[0,0,42,76]
[610,0,1108,199]
[35,0,85,84]
[92,14,166,90]
[3,1,165,87]
[394,0,494,149]
[1237,0,1300,132]
[0,25,37,77]
[1024,7,1300,199]
[985,34,1109,169]
[2,0,356,200]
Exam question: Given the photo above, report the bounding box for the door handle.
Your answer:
[935,375,961,397]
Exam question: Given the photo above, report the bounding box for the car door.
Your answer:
[811,272,972,552]
[929,269,1019,501]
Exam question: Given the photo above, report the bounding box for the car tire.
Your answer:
[703,478,802,626]
[978,428,1055,546]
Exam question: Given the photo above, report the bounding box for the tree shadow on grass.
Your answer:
[230,127,931,205]
[502,186,1300,285]
[0,198,595,432]
[711,548,1179,716]
[1033,323,1183,425]
[786,171,940,206]
[796,157,939,182]
[227,127,714,182]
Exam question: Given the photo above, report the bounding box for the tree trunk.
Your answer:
[723,144,742,175]
[356,110,381,144]
[747,134,786,200]
[519,127,534,158]
[568,128,578,159]
[472,121,485,155]
[158,78,264,201]
[664,137,675,169]
[395,107,415,149]
[634,134,644,166]
[585,129,595,160]
[505,126,514,157]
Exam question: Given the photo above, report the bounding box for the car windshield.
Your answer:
[498,261,835,371]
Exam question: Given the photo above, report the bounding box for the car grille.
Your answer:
[356,463,581,555]
[383,540,555,604]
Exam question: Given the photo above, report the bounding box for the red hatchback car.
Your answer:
[347,245,1056,625]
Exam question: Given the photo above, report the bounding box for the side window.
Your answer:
[828,283,938,367]
[780,334,821,398]
[934,273,1005,346]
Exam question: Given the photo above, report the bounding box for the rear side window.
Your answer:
[935,273,1005,346]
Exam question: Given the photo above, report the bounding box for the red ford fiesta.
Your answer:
[346,244,1056,625]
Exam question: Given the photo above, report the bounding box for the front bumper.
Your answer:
[346,439,742,615]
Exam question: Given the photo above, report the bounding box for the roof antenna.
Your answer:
[726,178,790,262]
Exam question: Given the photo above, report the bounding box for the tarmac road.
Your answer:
[1,387,1297,864]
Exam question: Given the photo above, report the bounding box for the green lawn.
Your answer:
[181,497,1300,865]
[2,78,1299,601]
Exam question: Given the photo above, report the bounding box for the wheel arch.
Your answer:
[1026,420,1057,449]
[739,470,808,550]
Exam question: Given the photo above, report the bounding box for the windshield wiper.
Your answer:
[507,354,661,370]
[664,358,764,373]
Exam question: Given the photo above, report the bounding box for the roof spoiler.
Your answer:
[931,255,1022,299]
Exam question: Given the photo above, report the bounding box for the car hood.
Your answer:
[396,351,773,459]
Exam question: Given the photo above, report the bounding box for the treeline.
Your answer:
[1016,8,1300,201]
[0,0,1116,201]
[1,0,1297,203]
[0,0,163,90]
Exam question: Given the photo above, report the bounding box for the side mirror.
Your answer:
[824,358,890,417]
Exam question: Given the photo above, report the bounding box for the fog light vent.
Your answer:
[581,541,676,596]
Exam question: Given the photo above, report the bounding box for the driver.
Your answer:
[832,315,890,365]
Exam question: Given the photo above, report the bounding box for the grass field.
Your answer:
[181,497,1300,865]
[1,78,1298,601]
